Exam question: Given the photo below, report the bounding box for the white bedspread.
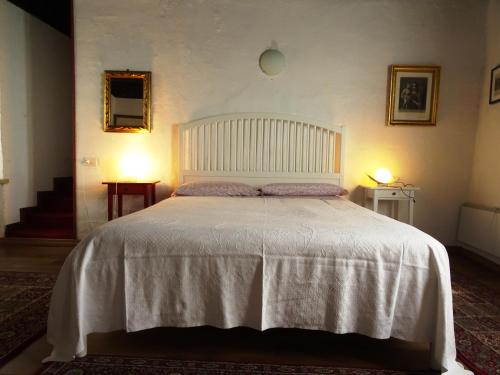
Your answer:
[45,197,470,374]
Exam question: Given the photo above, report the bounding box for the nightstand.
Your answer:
[102,181,160,220]
[362,186,420,225]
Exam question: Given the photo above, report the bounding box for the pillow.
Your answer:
[173,181,260,197]
[260,183,347,196]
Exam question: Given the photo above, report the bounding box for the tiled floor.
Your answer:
[0,240,497,375]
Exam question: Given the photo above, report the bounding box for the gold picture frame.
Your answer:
[104,70,151,133]
[386,65,440,126]
[489,64,500,104]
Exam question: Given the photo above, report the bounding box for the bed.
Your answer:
[45,113,471,375]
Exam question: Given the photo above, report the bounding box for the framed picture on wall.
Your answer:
[489,64,500,104]
[386,65,440,126]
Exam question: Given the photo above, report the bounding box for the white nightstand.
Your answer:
[362,186,420,225]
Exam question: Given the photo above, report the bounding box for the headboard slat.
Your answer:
[179,113,344,186]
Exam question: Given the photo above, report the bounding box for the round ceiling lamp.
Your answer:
[259,49,285,76]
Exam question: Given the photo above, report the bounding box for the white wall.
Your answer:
[0,0,73,228]
[0,55,3,235]
[0,81,3,179]
[469,0,500,208]
[74,0,486,242]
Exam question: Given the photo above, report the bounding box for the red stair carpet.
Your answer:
[5,177,74,239]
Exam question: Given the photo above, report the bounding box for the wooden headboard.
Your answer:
[179,113,344,186]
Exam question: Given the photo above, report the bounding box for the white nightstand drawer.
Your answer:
[371,189,414,199]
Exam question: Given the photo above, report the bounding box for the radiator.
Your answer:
[457,203,500,263]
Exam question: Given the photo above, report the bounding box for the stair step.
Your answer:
[5,176,75,240]
[20,207,74,228]
[4,223,75,239]
[53,177,73,194]
[37,191,73,211]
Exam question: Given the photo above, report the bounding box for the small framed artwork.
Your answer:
[489,64,500,104]
[386,65,440,126]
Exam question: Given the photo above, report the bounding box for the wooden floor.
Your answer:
[0,240,498,375]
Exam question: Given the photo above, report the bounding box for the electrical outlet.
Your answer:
[82,157,98,167]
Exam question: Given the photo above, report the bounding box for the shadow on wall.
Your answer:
[350,186,365,206]
[26,14,73,192]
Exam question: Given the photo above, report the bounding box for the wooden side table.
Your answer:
[102,181,160,220]
[362,186,420,225]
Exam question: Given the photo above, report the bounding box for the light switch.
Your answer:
[82,157,98,167]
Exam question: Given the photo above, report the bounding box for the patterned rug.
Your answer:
[37,355,438,374]
[452,270,500,375]
[0,271,56,366]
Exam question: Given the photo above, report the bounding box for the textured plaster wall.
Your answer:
[0,41,3,235]
[74,0,486,242]
[469,0,500,208]
[0,1,73,228]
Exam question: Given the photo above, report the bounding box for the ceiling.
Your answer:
[7,0,72,37]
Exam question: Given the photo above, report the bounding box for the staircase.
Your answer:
[5,177,75,239]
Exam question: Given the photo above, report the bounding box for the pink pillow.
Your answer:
[260,183,347,196]
[173,181,260,197]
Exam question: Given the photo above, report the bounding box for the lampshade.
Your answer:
[373,168,394,185]
[259,49,285,76]
[119,153,151,181]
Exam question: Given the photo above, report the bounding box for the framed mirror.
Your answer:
[104,70,151,133]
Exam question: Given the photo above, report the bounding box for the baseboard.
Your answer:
[447,245,500,273]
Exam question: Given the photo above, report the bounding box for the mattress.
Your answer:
[45,196,470,374]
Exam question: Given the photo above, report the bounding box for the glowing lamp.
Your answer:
[119,153,151,181]
[368,168,394,186]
